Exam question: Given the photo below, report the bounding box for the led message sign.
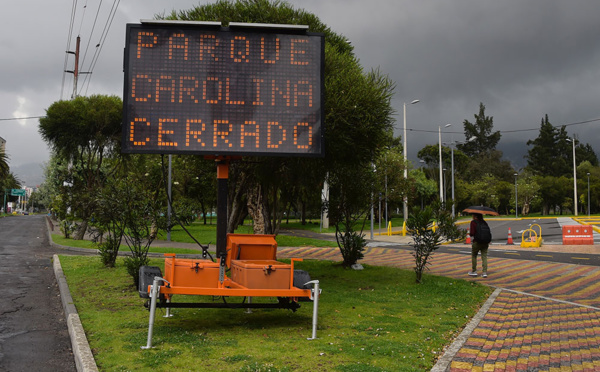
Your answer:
[122,22,324,156]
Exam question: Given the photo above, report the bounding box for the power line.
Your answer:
[80,0,104,72]
[0,116,46,122]
[80,0,121,96]
[61,0,79,100]
[407,117,600,135]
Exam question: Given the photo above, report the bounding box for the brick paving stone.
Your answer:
[277,245,600,371]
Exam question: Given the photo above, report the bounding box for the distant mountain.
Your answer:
[12,163,45,187]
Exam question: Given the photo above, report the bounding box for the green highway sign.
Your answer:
[11,189,26,197]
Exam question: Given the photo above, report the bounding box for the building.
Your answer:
[0,136,5,153]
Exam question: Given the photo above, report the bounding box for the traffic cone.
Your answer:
[465,234,471,244]
[507,227,514,245]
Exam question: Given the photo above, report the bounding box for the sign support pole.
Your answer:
[216,158,230,284]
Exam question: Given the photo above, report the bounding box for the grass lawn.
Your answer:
[60,255,492,371]
[52,234,204,255]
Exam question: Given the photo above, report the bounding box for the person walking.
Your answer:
[468,213,491,278]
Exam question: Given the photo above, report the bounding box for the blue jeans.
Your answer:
[471,241,489,272]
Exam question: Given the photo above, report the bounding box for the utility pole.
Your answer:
[65,36,91,99]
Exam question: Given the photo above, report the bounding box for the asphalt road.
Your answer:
[0,215,76,372]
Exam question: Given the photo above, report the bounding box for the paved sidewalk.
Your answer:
[277,244,600,371]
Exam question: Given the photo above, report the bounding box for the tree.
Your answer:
[407,204,464,283]
[1,172,21,213]
[526,115,569,177]
[39,95,122,239]
[327,163,374,267]
[0,149,8,180]
[374,141,409,216]
[512,171,539,215]
[457,102,501,157]
[410,168,437,210]
[576,143,599,167]
[168,1,396,269]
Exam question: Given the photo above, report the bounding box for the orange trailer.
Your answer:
[140,234,321,349]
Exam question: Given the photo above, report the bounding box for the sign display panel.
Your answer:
[122,23,324,156]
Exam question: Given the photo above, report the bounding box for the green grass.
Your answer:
[60,255,492,371]
[158,222,339,248]
[52,234,205,255]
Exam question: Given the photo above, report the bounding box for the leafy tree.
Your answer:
[171,156,217,225]
[462,150,515,183]
[327,164,373,267]
[407,204,464,283]
[410,168,437,210]
[0,149,10,212]
[39,95,122,239]
[0,149,8,180]
[108,156,166,286]
[526,115,569,177]
[576,143,599,167]
[374,142,409,216]
[1,172,21,213]
[457,102,501,157]
[168,1,395,268]
[512,171,539,215]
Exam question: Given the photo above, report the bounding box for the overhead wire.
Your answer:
[79,0,104,70]
[81,0,122,96]
[406,117,600,135]
[61,0,79,100]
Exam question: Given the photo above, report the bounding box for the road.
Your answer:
[465,217,600,245]
[0,215,76,372]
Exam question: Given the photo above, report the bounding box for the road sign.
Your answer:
[122,21,325,157]
[10,189,26,197]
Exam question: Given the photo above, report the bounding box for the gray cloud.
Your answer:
[1,0,599,179]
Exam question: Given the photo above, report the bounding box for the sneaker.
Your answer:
[468,271,478,277]
[482,272,488,278]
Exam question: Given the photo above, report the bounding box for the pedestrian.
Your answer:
[468,213,491,278]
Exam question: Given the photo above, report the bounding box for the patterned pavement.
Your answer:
[278,245,600,371]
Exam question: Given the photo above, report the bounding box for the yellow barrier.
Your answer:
[387,221,392,236]
[520,223,543,248]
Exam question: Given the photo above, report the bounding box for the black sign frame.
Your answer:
[122,22,325,157]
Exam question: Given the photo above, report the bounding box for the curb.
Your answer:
[53,255,99,372]
[431,288,502,372]
[47,216,99,372]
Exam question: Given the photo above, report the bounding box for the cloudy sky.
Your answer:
[2,0,600,185]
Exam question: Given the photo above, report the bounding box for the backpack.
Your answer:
[474,219,492,244]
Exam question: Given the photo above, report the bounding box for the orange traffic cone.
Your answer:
[507,228,514,245]
[465,234,471,244]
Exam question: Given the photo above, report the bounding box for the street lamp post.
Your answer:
[438,124,451,203]
[403,99,420,222]
[567,137,578,216]
[442,168,447,202]
[514,173,518,218]
[587,172,591,217]
[445,136,476,217]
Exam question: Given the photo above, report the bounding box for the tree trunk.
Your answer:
[73,219,88,240]
[247,185,267,234]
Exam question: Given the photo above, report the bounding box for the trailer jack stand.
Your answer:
[141,276,168,349]
[141,279,321,348]
[306,280,320,340]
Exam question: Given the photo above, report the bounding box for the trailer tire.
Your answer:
[138,266,163,299]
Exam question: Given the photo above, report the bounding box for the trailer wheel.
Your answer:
[293,270,312,302]
[138,266,164,299]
